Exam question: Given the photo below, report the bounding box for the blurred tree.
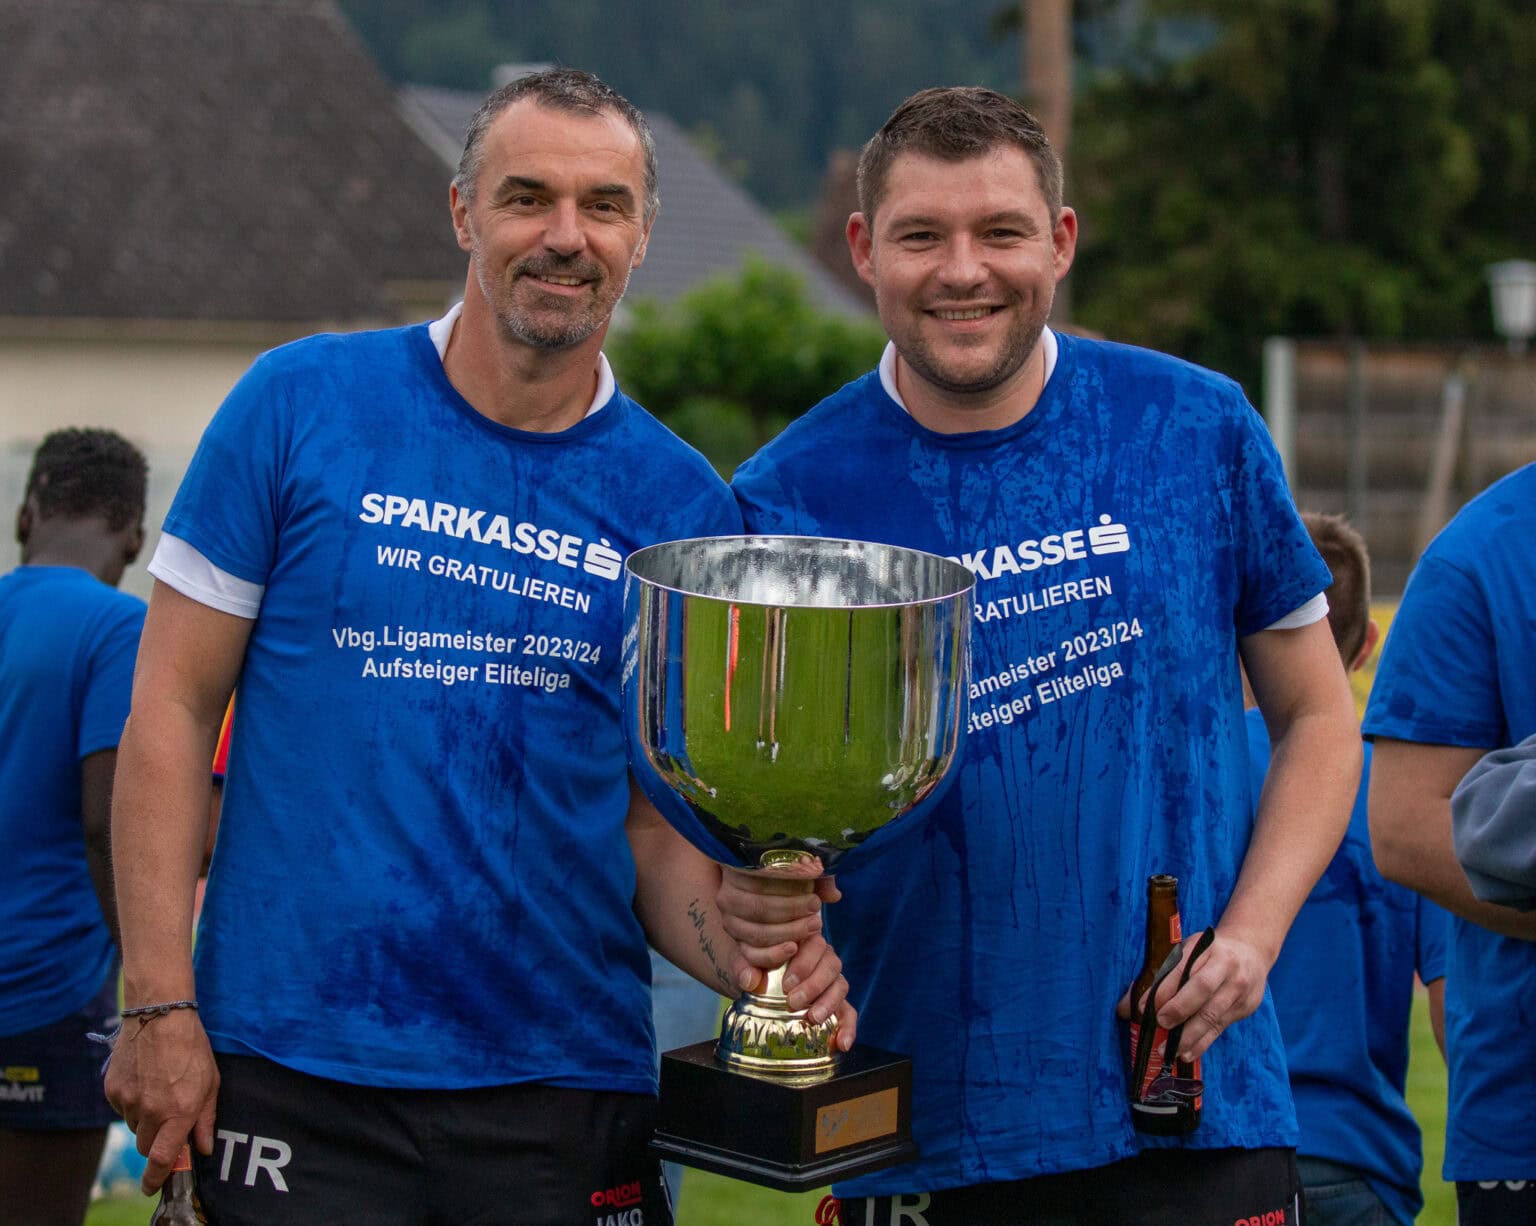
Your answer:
[609,261,887,475]
[1068,0,1536,389]
[337,0,1016,208]
[339,0,1536,390]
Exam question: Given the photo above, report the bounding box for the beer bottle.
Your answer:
[1127,874,1201,1134]
[149,1145,206,1224]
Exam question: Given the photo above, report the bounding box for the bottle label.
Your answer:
[1128,1022,1203,1101]
[1128,1019,1169,1097]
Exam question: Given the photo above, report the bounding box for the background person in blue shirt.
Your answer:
[0,428,148,1226]
[1246,511,1448,1226]
[1364,463,1536,1226]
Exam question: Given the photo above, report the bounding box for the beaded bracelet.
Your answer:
[121,999,199,1020]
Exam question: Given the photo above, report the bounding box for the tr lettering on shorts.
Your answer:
[815,1194,933,1226]
[213,1129,292,1191]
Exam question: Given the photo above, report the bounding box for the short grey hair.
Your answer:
[454,67,658,221]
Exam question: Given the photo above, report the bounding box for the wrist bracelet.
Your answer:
[121,999,199,1019]
[89,1000,199,1073]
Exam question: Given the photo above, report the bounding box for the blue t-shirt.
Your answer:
[732,334,1330,1193]
[157,323,740,1091]
[1361,461,1536,1180]
[0,565,143,1036]
[1246,709,1447,1224]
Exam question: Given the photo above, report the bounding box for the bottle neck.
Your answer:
[1143,891,1179,967]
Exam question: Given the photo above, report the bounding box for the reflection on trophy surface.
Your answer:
[622,534,973,1189]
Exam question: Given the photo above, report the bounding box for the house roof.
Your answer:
[400,84,871,319]
[0,0,463,324]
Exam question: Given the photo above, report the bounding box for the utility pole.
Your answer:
[1023,0,1073,323]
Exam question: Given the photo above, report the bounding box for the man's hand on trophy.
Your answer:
[717,858,830,963]
[783,932,858,1049]
[716,863,857,1049]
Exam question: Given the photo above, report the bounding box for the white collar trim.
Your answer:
[878,326,1058,415]
[428,301,614,418]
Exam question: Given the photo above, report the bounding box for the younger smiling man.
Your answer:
[723,86,1358,1225]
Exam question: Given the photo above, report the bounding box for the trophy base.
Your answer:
[651,1039,918,1193]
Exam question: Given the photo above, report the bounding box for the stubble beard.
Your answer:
[885,293,1052,397]
[473,249,631,351]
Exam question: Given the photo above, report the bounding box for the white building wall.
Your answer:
[1,336,267,601]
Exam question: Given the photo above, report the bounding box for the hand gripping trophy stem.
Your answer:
[623,534,973,1189]
[718,848,841,1078]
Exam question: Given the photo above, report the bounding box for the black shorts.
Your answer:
[0,965,118,1130]
[828,1146,1300,1226]
[193,1053,672,1226]
[1455,1179,1536,1226]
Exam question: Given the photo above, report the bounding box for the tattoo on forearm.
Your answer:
[688,897,737,995]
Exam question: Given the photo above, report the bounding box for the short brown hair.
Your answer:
[454,67,658,221]
[856,86,1063,222]
[1302,511,1371,666]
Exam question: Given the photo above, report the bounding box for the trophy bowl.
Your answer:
[622,534,973,1189]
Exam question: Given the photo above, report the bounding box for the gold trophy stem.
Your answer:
[760,963,791,999]
[716,850,840,1078]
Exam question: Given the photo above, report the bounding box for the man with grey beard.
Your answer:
[104,68,850,1224]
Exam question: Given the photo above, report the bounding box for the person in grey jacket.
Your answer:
[1452,732,1536,912]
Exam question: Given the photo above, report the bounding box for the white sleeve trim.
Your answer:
[1263,592,1329,631]
[148,533,264,619]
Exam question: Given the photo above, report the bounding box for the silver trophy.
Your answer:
[622,534,973,1190]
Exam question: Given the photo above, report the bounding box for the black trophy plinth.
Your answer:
[651,1040,917,1193]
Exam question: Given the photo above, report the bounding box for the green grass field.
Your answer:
[85,991,1452,1226]
[1408,988,1454,1226]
